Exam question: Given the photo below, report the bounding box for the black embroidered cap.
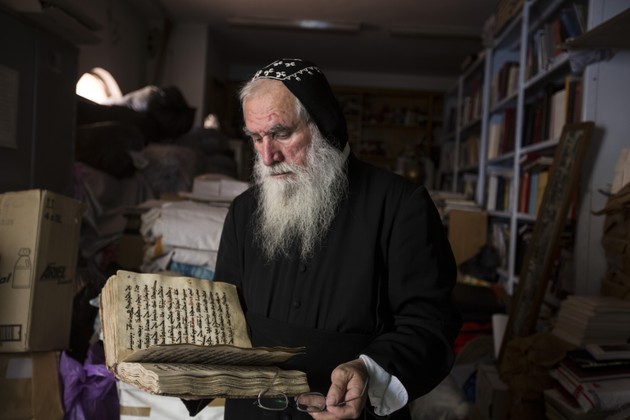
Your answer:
[251,58,348,151]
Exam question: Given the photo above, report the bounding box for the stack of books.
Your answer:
[428,190,480,221]
[548,349,630,416]
[551,295,630,347]
[543,387,612,420]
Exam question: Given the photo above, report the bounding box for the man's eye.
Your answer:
[251,136,263,143]
[272,131,291,141]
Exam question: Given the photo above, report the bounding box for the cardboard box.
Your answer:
[475,363,509,420]
[0,190,82,352]
[0,351,64,420]
[448,209,488,283]
[448,209,488,266]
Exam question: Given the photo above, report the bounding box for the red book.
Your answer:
[532,106,543,144]
[550,19,565,57]
[519,170,531,213]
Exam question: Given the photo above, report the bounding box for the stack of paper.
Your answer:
[140,200,228,279]
[551,295,630,347]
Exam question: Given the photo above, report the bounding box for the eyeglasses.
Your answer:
[254,378,369,413]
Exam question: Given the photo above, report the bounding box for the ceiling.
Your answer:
[153,0,499,81]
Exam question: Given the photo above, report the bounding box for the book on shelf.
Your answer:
[559,5,586,40]
[521,154,555,216]
[521,102,535,147]
[572,3,587,35]
[459,135,480,168]
[500,107,517,154]
[535,28,551,71]
[522,87,554,145]
[494,61,519,104]
[525,36,537,80]
[534,169,549,216]
[496,175,509,211]
[522,101,539,146]
[487,117,503,160]
[550,19,565,57]
[462,78,483,126]
[527,171,539,215]
[520,153,554,216]
[486,170,512,212]
[529,7,586,77]
[565,75,583,124]
[518,170,531,213]
[488,175,499,212]
[99,270,309,398]
[543,22,558,62]
[487,108,517,160]
[549,88,568,141]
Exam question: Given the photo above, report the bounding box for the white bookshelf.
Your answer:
[443,0,630,296]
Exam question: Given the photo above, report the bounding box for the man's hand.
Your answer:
[310,358,369,419]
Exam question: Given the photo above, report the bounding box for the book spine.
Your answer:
[553,368,598,412]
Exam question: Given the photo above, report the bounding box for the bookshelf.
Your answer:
[438,86,458,191]
[334,87,443,185]
[443,0,630,297]
[437,51,490,204]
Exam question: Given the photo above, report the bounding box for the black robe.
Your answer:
[189,154,461,419]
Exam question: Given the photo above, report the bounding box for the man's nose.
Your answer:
[260,138,283,166]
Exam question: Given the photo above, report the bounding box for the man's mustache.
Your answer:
[260,162,301,177]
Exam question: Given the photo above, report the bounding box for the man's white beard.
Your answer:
[253,130,348,261]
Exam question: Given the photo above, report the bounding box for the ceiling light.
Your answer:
[227,16,361,33]
[390,24,480,40]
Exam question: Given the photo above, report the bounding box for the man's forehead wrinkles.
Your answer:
[246,123,291,137]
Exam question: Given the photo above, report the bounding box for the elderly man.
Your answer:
[187,58,461,419]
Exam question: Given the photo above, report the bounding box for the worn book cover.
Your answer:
[100,270,309,398]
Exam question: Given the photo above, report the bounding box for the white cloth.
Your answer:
[171,247,218,269]
[118,381,224,420]
[360,354,408,416]
[152,201,228,251]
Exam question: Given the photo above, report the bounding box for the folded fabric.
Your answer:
[168,261,214,281]
[140,207,163,242]
[152,201,228,251]
[143,237,166,262]
[171,247,218,269]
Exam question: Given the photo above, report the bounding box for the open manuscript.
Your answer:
[100,270,309,398]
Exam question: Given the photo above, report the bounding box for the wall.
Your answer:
[0,9,78,195]
[325,70,456,92]
[228,64,456,91]
[574,0,630,295]
[77,2,224,127]
[76,1,456,127]
[157,23,210,127]
[77,0,152,94]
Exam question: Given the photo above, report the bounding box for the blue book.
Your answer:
[559,7,582,39]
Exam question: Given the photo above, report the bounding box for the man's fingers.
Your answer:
[314,359,369,419]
